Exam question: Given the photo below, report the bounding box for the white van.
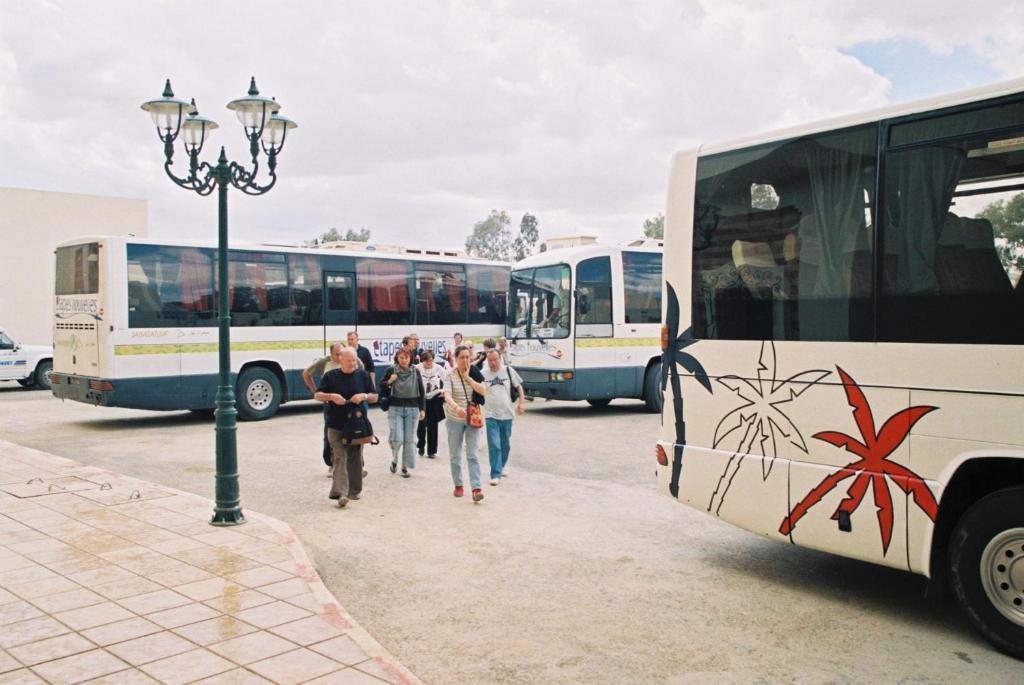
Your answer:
[0,328,54,390]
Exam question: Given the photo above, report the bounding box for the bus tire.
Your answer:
[33,361,53,391]
[586,398,611,408]
[948,485,1024,660]
[236,367,281,421]
[643,362,663,414]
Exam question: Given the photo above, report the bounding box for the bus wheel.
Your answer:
[948,485,1024,660]
[34,361,53,391]
[586,399,611,408]
[236,367,281,421]
[643,362,663,414]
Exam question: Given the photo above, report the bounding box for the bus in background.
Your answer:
[655,78,1024,657]
[52,236,509,420]
[506,238,664,411]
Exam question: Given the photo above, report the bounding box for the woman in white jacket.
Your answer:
[416,350,446,458]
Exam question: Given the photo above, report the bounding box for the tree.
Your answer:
[977,192,1024,273]
[643,213,664,239]
[512,212,540,262]
[318,227,371,243]
[465,210,514,261]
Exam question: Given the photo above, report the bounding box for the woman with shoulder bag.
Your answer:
[382,348,425,478]
[314,348,378,508]
[443,344,488,502]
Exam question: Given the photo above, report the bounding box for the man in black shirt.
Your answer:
[315,348,378,507]
[346,331,376,387]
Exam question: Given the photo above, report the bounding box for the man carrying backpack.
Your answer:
[480,348,525,486]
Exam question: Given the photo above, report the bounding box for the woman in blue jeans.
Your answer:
[443,345,488,502]
[382,349,424,477]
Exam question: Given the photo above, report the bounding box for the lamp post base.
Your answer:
[210,509,246,526]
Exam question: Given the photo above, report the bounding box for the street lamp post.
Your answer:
[141,78,297,526]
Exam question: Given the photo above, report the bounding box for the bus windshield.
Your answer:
[507,264,571,339]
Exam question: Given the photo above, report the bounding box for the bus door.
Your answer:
[574,256,615,399]
[323,271,356,353]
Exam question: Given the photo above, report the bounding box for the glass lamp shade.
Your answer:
[141,81,195,133]
[261,113,297,152]
[181,113,219,149]
[226,94,280,131]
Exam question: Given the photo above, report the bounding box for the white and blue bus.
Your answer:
[506,241,664,410]
[52,236,509,419]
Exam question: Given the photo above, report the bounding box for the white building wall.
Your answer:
[0,187,147,344]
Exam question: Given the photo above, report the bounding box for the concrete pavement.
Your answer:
[0,438,423,685]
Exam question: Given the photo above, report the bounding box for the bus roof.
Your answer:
[513,242,662,270]
[689,76,1024,159]
[55,235,509,267]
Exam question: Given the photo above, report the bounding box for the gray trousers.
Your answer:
[327,428,363,500]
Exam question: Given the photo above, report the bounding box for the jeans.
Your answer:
[485,418,513,478]
[446,418,482,489]
[321,407,332,466]
[388,405,418,469]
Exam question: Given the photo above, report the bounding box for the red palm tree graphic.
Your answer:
[779,367,939,555]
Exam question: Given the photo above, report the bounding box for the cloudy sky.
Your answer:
[0,1,1021,250]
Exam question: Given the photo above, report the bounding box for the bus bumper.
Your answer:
[523,378,578,400]
[51,374,115,406]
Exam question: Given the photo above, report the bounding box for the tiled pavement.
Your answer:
[0,439,424,685]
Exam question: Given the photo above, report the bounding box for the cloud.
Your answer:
[0,0,1020,248]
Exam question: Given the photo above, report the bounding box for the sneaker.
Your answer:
[501,468,509,477]
[327,467,334,478]
[401,468,410,478]
[337,497,349,508]
[427,454,437,459]
[472,488,485,503]
[349,493,361,500]
[453,485,464,498]
[389,461,397,474]
[489,478,500,486]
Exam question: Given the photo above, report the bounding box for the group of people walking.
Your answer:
[305,332,525,508]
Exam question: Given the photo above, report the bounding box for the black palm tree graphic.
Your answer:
[706,341,830,515]
[661,282,712,498]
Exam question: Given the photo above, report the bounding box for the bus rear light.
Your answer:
[88,380,113,391]
[548,371,574,382]
[655,443,668,466]
[661,324,669,351]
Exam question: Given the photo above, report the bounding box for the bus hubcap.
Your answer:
[246,380,274,410]
[980,527,1024,627]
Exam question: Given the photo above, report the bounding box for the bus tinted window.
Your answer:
[692,125,876,341]
[880,107,1024,344]
[127,245,215,328]
[468,265,509,325]
[622,252,662,324]
[415,263,465,325]
[357,258,411,325]
[576,256,612,337]
[228,252,290,326]
[56,243,99,295]
[288,254,323,325]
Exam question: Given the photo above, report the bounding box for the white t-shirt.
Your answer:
[480,364,523,421]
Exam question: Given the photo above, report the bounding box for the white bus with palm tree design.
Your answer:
[506,241,664,409]
[656,78,1024,658]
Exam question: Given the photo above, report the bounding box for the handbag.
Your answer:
[377,366,392,412]
[340,403,376,445]
[507,367,519,402]
[458,372,484,428]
